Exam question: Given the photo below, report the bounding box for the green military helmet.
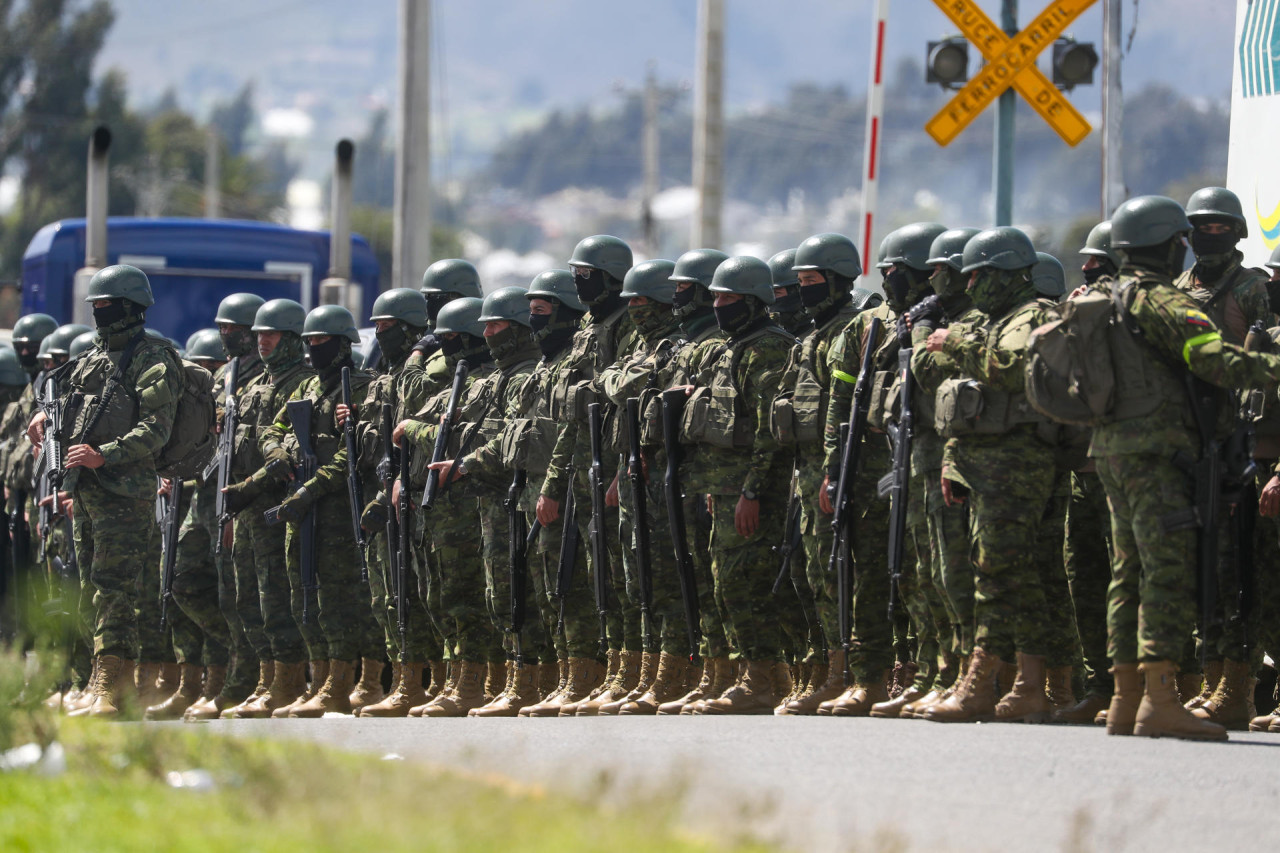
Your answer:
[1079,220,1122,268]
[84,264,154,308]
[882,222,948,271]
[45,323,92,356]
[1267,243,1280,271]
[1032,252,1066,298]
[11,313,58,345]
[568,235,633,282]
[214,293,266,327]
[768,249,799,287]
[145,328,181,349]
[0,347,26,386]
[1186,186,1247,236]
[69,331,96,359]
[420,259,482,298]
[961,226,1038,273]
[525,270,586,312]
[709,256,776,304]
[478,286,533,328]
[793,232,862,280]
[927,228,982,270]
[370,287,430,328]
[1110,195,1192,249]
[36,336,55,359]
[851,287,884,310]
[433,296,486,338]
[251,298,307,334]
[670,248,730,287]
[620,259,678,304]
[302,304,361,343]
[186,328,227,362]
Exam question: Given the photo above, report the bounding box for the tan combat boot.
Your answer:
[573,650,640,716]
[290,660,356,718]
[1054,693,1111,725]
[685,657,739,715]
[421,660,487,717]
[782,650,847,715]
[559,650,619,716]
[222,660,275,718]
[425,660,447,701]
[470,662,515,717]
[273,660,328,718]
[145,663,204,721]
[871,680,927,718]
[348,658,386,712]
[601,652,655,715]
[361,662,429,718]
[1134,660,1228,741]
[1185,660,1221,709]
[522,656,605,717]
[183,665,228,721]
[923,648,1002,723]
[1045,666,1074,712]
[68,655,131,719]
[621,653,692,715]
[64,658,100,715]
[660,657,715,716]
[413,661,456,717]
[239,661,307,718]
[994,653,1053,723]
[1176,671,1203,705]
[357,662,401,717]
[773,661,794,702]
[134,662,166,711]
[778,661,805,707]
[472,663,539,717]
[701,660,777,715]
[156,663,180,699]
[820,670,890,717]
[539,660,560,699]
[1104,663,1141,735]
[1191,658,1256,731]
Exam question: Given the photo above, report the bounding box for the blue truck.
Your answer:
[21,217,379,346]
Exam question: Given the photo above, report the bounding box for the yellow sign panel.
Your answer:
[927,0,1098,147]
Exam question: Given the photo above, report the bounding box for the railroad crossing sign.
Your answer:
[926,0,1097,147]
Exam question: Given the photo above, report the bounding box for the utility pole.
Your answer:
[1101,0,1125,217]
[692,0,723,249]
[394,0,432,292]
[642,61,659,255]
[204,129,220,219]
[993,0,1017,226]
[859,0,890,285]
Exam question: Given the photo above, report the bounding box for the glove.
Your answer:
[361,499,389,531]
[896,315,912,349]
[262,443,291,480]
[222,479,261,515]
[906,294,945,334]
[411,333,441,357]
[277,485,315,524]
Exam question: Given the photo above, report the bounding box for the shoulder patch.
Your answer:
[1185,309,1212,328]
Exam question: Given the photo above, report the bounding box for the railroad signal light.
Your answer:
[1052,37,1098,90]
[926,37,970,90]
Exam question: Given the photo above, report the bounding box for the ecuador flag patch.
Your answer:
[1185,309,1212,328]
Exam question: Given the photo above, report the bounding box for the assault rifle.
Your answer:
[207,356,239,559]
[36,376,66,563]
[771,475,803,596]
[265,400,319,623]
[507,467,530,663]
[396,417,412,657]
[624,397,654,649]
[421,359,469,510]
[586,401,610,655]
[827,316,883,684]
[878,345,915,623]
[378,403,405,658]
[158,479,184,628]
[340,367,369,583]
[660,389,700,663]
[553,469,579,636]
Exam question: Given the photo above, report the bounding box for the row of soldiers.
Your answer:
[10,185,1280,740]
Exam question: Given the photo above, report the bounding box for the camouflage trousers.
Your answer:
[371,522,441,663]
[1095,452,1199,662]
[135,490,172,665]
[167,481,229,667]
[708,490,787,662]
[618,470,698,658]
[71,476,156,660]
[426,492,501,664]
[484,501,550,665]
[798,458,839,657]
[949,433,1056,663]
[899,471,953,693]
[684,489,729,660]
[1035,469,1083,668]
[848,437,895,682]
[568,472,623,658]
[1065,470,1114,695]
[533,507,595,661]
[239,493,309,664]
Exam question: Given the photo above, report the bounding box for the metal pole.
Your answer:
[1101,0,1125,217]
[642,61,659,254]
[859,0,890,286]
[692,0,723,249]
[204,129,220,219]
[993,0,1017,226]
[394,0,432,292]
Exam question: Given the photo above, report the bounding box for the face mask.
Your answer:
[440,334,465,359]
[968,269,1005,315]
[306,337,343,371]
[1082,265,1108,285]
[930,266,963,301]
[714,299,753,335]
[376,324,412,364]
[884,268,911,311]
[672,284,698,314]
[221,327,255,358]
[93,301,128,329]
[424,293,452,325]
[264,333,303,370]
[800,282,831,309]
[1169,239,1189,276]
[485,324,523,362]
[771,288,802,316]
[574,268,608,305]
[528,312,551,341]
[1190,230,1237,261]
[16,347,37,369]
[628,301,670,338]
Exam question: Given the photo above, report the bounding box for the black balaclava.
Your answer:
[221,325,256,358]
[376,322,423,367]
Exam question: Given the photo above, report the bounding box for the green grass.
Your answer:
[0,652,773,853]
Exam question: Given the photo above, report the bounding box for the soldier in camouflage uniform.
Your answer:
[1087,195,1280,741]
[397,297,500,716]
[1251,243,1280,732]
[769,252,812,339]
[918,227,1060,724]
[30,266,184,718]
[673,256,794,715]
[146,328,230,720]
[534,236,641,716]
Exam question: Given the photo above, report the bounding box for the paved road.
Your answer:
[195,715,1280,852]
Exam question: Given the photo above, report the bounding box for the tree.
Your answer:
[209,82,255,158]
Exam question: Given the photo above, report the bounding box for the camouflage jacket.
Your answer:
[1174,251,1274,345]
[823,302,899,473]
[234,353,312,485]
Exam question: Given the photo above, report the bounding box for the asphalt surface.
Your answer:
[189,714,1280,852]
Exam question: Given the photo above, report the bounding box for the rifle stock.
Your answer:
[421,360,470,510]
[625,397,654,649]
[341,367,369,583]
[660,388,700,663]
[587,402,609,655]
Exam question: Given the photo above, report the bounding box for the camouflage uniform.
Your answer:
[1064,469,1113,696]
[166,479,229,667]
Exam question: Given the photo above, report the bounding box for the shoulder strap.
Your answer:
[75,331,146,446]
[1203,265,1246,309]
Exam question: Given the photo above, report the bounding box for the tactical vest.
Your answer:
[786,307,854,445]
[235,362,312,480]
[547,307,626,424]
[63,335,177,449]
[683,325,795,449]
[501,354,564,474]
